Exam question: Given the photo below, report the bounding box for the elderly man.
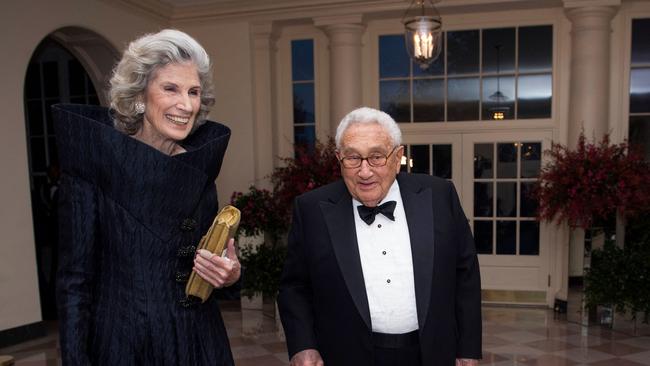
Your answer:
[278,107,482,366]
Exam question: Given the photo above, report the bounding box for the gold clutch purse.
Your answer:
[185,205,241,302]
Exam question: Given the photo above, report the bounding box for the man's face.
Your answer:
[337,123,403,207]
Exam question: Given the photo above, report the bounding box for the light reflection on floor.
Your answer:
[2,302,650,366]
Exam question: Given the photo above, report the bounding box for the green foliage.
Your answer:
[585,212,650,322]
[239,243,287,299]
[230,186,288,244]
[233,138,340,298]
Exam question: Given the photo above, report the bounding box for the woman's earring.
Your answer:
[135,102,145,114]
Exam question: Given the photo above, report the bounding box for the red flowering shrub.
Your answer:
[271,138,342,228]
[230,186,287,240]
[233,140,341,296]
[231,138,341,243]
[535,133,650,228]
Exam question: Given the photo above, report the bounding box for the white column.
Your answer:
[250,21,277,188]
[564,1,619,147]
[315,14,365,135]
[562,0,620,325]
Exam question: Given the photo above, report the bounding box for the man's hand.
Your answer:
[193,238,241,288]
[456,358,478,366]
[290,349,324,366]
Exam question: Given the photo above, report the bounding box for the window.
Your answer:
[400,144,452,180]
[473,142,541,255]
[291,39,316,154]
[24,41,99,187]
[378,25,553,123]
[24,39,100,320]
[629,18,650,161]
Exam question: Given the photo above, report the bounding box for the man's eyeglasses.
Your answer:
[338,146,399,169]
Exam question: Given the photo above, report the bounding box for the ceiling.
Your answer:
[158,0,370,4]
[107,0,567,24]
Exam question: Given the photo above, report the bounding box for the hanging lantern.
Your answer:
[403,0,443,70]
[489,90,510,120]
[488,44,510,120]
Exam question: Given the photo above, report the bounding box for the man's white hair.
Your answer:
[335,107,402,149]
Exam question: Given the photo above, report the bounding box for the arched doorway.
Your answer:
[23,27,117,320]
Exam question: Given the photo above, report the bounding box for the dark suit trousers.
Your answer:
[374,343,421,366]
[373,330,421,366]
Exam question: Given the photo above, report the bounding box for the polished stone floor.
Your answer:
[2,302,650,366]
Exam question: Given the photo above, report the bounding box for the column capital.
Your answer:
[564,4,618,33]
[563,0,620,8]
[314,14,365,48]
[313,14,364,28]
[250,21,277,51]
[250,20,277,39]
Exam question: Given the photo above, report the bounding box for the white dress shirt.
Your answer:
[353,180,419,334]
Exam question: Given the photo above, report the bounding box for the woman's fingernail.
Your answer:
[198,249,212,258]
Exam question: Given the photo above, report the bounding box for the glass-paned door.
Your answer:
[401,131,551,302]
[462,132,552,297]
[400,134,461,195]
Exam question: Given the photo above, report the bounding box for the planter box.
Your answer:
[239,233,264,312]
[241,307,265,336]
[241,291,263,310]
[238,233,264,250]
[612,310,650,336]
[275,300,285,341]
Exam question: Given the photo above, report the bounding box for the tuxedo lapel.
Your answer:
[320,185,371,330]
[398,174,435,329]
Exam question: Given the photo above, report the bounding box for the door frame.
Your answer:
[402,129,555,305]
[461,131,553,304]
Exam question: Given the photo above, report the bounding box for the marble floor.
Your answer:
[2,302,650,366]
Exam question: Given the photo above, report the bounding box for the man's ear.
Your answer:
[394,145,405,174]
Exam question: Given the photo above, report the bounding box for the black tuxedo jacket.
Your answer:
[278,173,481,366]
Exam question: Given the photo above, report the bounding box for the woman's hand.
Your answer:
[193,238,241,288]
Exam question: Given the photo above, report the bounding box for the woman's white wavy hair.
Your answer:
[109,29,215,135]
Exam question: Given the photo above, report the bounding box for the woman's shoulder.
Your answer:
[182,120,231,151]
[53,104,123,155]
[53,104,231,189]
[174,120,232,180]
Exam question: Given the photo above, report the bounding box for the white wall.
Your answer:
[0,0,259,333]
[0,0,163,332]
[177,21,257,204]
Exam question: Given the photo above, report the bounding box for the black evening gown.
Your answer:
[53,104,235,366]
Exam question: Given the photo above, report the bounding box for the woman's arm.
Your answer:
[56,175,98,366]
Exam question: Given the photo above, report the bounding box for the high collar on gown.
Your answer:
[52,103,231,242]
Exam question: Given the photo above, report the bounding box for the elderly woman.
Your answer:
[54,29,239,365]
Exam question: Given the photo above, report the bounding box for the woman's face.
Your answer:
[141,62,201,143]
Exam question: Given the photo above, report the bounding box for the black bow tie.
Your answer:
[357,201,397,225]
